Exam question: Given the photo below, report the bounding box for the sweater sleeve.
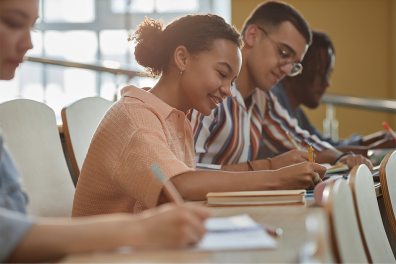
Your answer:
[0,208,35,262]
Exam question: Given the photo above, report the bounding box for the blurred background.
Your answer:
[233,0,396,140]
[0,0,230,121]
[1,0,395,141]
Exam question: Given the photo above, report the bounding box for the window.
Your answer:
[44,0,95,23]
[110,0,199,14]
[1,0,231,122]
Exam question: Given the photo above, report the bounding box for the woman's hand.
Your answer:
[131,203,211,248]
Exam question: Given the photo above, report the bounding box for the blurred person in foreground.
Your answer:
[0,0,210,262]
[258,30,394,159]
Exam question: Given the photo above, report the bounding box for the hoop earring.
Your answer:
[180,68,183,75]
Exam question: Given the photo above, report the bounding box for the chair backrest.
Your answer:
[61,97,112,179]
[379,150,396,243]
[349,164,395,263]
[0,99,75,217]
[300,211,335,263]
[323,178,368,263]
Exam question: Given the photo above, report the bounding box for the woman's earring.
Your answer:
[180,68,183,75]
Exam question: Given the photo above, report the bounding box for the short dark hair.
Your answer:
[130,14,243,78]
[241,1,312,45]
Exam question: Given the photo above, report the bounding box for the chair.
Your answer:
[322,178,368,263]
[379,151,396,245]
[299,211,335,263]
[0,99,75,217]
[348,164,395,263]
[61,97,113,179]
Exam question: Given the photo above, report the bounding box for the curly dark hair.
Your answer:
[129,14,243,78]
[285,30,335,88]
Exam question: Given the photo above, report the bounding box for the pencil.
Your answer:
[308,144,314,162]
[286,131,301,150]
[151,164,184,205]
[382,122,396,140]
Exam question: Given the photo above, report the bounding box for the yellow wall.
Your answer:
[232,0,396,139]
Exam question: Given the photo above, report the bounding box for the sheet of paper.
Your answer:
[204,214,260,231]
[194,214,277,251]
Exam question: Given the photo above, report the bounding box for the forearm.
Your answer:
[221,159,271,172]
[315,148,342,165]
[8,214,139,263]
[336,146,368,157]
[171,170,277,200]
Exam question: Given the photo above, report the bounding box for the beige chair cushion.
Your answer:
[323,179,368,263]
[349,164,395,263]
[62,97,113,178]
[0,99,75,217]
[380,151,396,243]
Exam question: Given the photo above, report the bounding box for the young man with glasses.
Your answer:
[258,30,394,159]
[190,1,372,175]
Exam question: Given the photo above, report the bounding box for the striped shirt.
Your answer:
[190,85,334,165]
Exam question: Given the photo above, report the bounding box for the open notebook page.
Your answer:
[194,214,277,251]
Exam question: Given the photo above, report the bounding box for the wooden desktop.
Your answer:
[60,184,383,263]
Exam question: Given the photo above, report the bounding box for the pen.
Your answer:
[262,224,283,237]
[286,131,301,150]
[382,122,396,140]
[308,144,314,162]
[151,164,184,205]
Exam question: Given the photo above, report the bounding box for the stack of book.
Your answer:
[206,190,306,206]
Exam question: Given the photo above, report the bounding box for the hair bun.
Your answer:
[130,14,242,78]
[130,17,165,77]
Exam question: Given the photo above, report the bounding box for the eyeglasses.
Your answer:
[257,27,303,77]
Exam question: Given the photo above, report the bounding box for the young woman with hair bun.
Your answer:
[72,14,326,217]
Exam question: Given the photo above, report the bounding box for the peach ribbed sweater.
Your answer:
[72,86,195,216]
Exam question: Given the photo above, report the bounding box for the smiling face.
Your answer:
[0,0,39,80]
[180,39,242,116]
[245,21,308,92]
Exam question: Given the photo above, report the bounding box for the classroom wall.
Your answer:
[231,0,396,139]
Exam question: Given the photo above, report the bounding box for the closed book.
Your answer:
[322,163,349,173]
[206,190,306,207]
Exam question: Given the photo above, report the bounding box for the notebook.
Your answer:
[206,190,306,206]
[195,214,277,251]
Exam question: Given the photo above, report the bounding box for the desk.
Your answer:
[61,198,325,263]
[60,185,383,263]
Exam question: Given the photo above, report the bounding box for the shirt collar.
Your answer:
[121,85,183,120]
[232,83,258,111]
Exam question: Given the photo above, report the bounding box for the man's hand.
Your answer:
[270,149,312,170]
[272,162,327,190]
[337,154,373,170]
[360,130,392,146]
[134,203,211,248]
